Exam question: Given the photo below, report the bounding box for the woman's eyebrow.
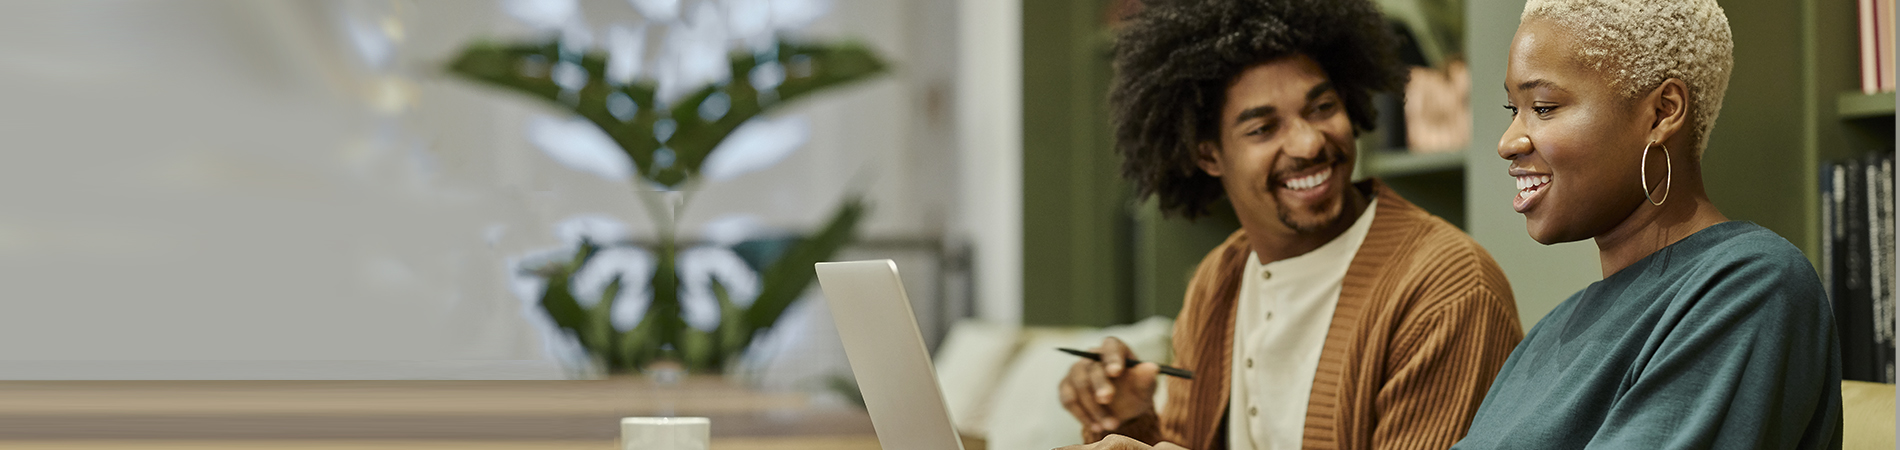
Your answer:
[1513,78,1569,94]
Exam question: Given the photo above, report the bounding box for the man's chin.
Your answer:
[1276,202,1344,234]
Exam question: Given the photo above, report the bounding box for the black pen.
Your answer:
[1057,347,1195,379]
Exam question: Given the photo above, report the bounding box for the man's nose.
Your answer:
[1283,119,1324,160]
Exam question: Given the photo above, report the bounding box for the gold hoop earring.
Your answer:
[1641,141,1671,206]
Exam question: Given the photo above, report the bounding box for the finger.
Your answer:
[1107,363,1162,420]
[1101,435,1151,449]
[1086,360,1116,404]
[1154,442,1189,450]
[1058,380,1095,427]
[1075,376,1114,431]
[1066,362,1109,427]
[1126,362,1161,391]
[1098,337,1130,377]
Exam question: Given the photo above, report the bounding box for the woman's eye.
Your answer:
[1532,106,1556,115]
[1503,105,1518,116]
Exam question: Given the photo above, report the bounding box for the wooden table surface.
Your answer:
[0,377,881,449]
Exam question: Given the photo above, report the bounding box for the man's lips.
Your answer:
[1270,162,1344,206]
[1279,166,1333,191]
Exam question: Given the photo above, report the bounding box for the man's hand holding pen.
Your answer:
[1058,336,1161,436]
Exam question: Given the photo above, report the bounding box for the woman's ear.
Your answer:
[1646,78,1690,144]
[1195,142,1225,177]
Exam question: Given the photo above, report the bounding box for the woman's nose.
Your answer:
[1497,119,1531,160]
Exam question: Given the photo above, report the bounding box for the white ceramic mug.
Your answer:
[620,417,710,450]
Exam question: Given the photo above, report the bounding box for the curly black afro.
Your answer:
[1112,0,1407,219]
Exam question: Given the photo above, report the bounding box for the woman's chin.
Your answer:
[1525,221,1589,245]
[1528,231,1562,246]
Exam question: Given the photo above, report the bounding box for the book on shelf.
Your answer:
[1869,155,1884,383]
[1886,0,1896,92]
[1821,151,1897,383]
[1859,0,1896,93]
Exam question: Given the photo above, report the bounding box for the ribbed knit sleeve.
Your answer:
[1361,229,1523,449]
[1368,288,1522,449]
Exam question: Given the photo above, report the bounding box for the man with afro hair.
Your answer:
[1057,1,1522,449]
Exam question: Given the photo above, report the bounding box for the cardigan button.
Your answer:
[1249,406,1258,416]
[1261,270,1272,280]
[1246,358,1254,368]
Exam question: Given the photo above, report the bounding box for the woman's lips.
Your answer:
[1512,174,1550,213]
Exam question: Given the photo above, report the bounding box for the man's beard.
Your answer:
[1270,150,1349,234]
[1275,190,1345,233]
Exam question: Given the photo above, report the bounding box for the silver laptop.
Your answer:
[815,260,965,450]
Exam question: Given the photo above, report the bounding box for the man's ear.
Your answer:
[1195,141,1225,177]
[1645,78,1690,145]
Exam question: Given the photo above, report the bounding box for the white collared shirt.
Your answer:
[1227,199,1376,450]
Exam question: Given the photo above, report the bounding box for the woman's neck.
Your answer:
[1592,170,1729,278]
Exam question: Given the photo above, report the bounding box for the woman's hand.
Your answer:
[1057,337,1161,433]
[1053,434,1190,450]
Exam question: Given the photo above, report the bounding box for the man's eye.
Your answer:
[1245,125,1271,136]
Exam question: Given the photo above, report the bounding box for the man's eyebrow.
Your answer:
[1233,105,1275,126]
[1232,82,1339,126]
[1305,81,1335,101]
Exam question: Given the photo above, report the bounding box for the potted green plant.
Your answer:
[445,5,887,376]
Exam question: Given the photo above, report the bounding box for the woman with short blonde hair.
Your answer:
[1452,0,1842,448]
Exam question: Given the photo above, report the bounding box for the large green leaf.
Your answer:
[533,240,601,337]
[713,279,750,360]
[445,39,888,187]
[741,197,867,339]
[536,274,586,335]
[584,276,622,366]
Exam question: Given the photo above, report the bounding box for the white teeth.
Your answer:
[1283,170,1330,191]
[1514,175,1550,191]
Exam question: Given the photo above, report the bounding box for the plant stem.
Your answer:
[628,179,701,370]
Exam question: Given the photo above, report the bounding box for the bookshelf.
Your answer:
[1816,0,1897,383]
[1839,91,1899,120]
[1360,144,1469,233]
[1364,150,1466,177]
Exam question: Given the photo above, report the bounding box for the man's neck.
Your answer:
[1244,183,1371,263]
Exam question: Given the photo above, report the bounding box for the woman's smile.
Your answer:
[1511,171,1550,213]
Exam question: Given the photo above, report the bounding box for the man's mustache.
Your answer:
[1270,149,1346,182]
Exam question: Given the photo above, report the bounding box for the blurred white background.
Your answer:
[0,0,1020,379]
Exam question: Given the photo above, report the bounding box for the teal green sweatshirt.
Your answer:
[1453,221,1842,450]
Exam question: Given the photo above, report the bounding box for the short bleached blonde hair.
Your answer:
[1523,0,1734,159]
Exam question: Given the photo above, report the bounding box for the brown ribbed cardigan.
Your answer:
[1105,181,1524,450]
